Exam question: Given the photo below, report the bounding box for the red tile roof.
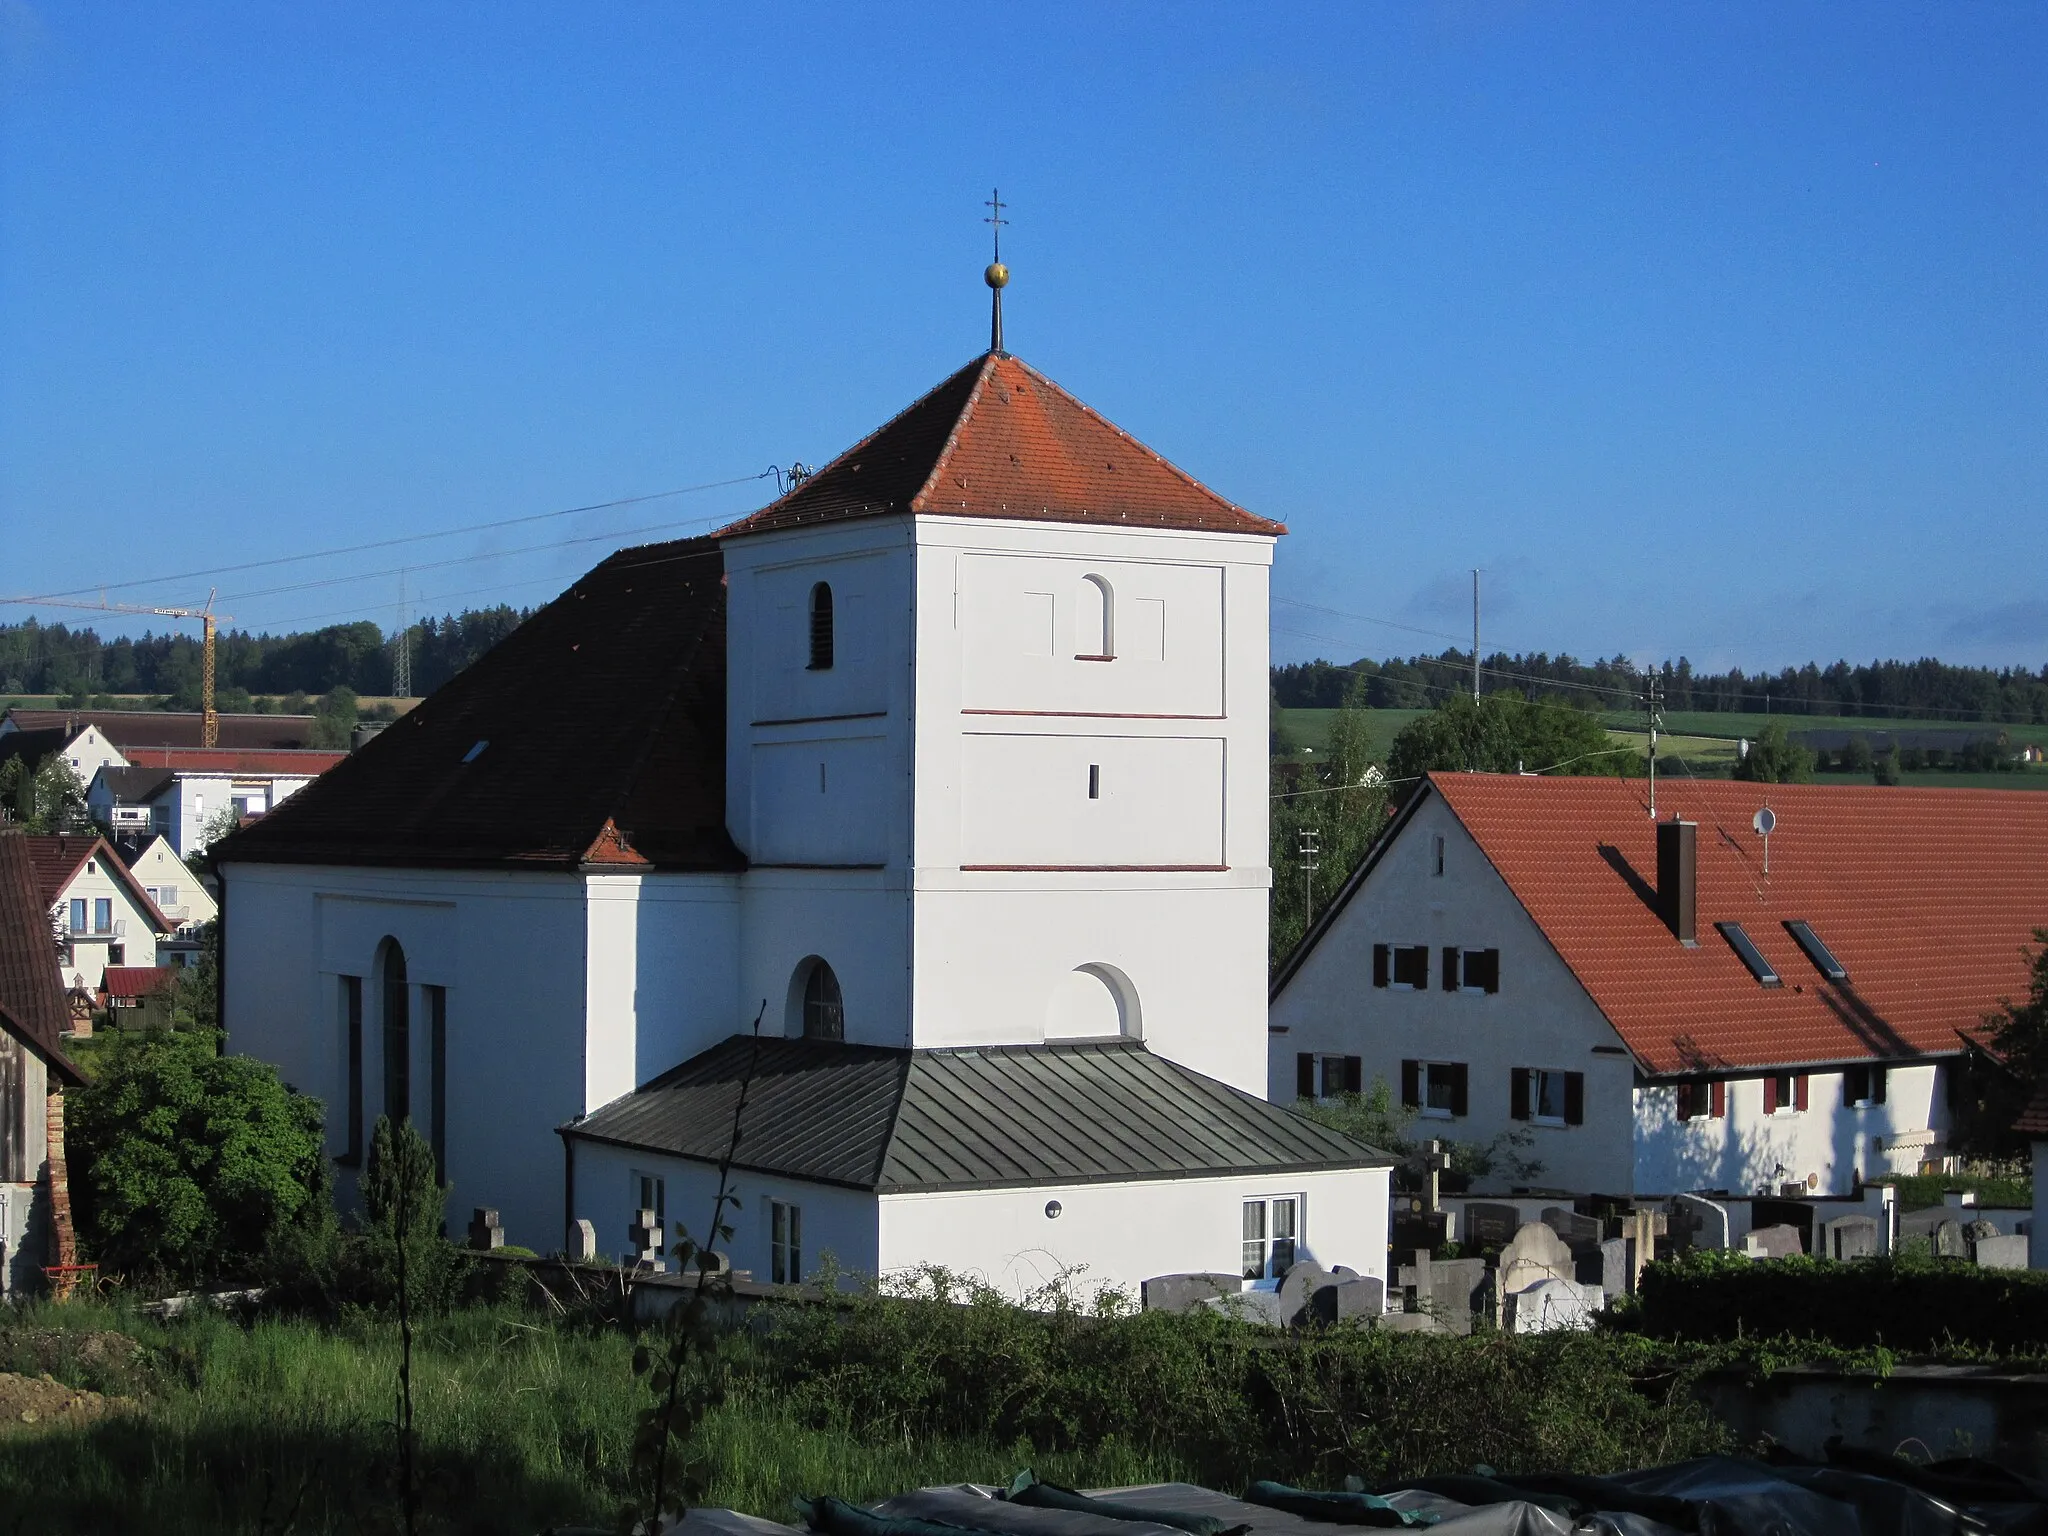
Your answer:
[2,709,318,750]
[112,748,345,775]
[1431,773,2048,1074]
[1283,773,2048,1077]
[720,352,1285,540]
[2016,1078,2048,1139]
[102,965,174,1000]
[23,834,175,933]
[0,829,81,1083]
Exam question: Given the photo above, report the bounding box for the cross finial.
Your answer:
[983,187,1010,355]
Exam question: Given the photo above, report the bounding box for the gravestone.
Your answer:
[1542,1207,1603,1253]
[1601,1236,1637,1296]
[1964,1218,2003,1246]
[1744,1224,1803,1261]
[1308,1275,1387,1325]
[1199,1289,1288,1327]
[1390,1205,1449,1260]
[1278,1260,1334,1324]
[1377,1310,1449,1334]
[1825,1216,1878,1262]
[467,1207,505,1252]
[1505,1276,1604,1333]
[629,1207,667,1272]
[1931,1219,1969,1259]
[1141,1273,1240,1314]
[1669,1194,1731,1252]
[1463,1202,1523,1250]
[1498,1222,1577,1299]
[1396,1253,1486,1335]
[1974,1234,2028,1270]
[571,1218,598,1263]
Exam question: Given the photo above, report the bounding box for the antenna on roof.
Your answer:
[1753,805,1776,875]
[1643,672,1664,819]
[984,188,1010,356]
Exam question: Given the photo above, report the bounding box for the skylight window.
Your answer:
[1716,922,1781,988]
[1783,920,1848,983]
[462,740,488,764]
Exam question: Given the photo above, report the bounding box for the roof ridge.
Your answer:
[906,352,1000,514]
[1001,354,1281,533]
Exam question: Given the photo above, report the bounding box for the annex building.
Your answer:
[1271,772,2048,1199]
[218,333,1390,1296]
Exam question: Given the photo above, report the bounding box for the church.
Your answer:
[218,273,1391,1299]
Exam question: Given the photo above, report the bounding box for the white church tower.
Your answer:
[719,260,1281,1093]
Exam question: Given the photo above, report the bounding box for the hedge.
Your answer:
[1628,1251,2048,1353]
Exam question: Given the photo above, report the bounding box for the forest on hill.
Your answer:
[0,608,528,708]
[1272,648,2048,724]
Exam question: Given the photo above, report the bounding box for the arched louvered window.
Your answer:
[808,582,835,671]
[1077,574,1114,660]
[801,960,844,1041]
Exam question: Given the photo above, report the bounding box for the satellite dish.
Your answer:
[1753,807,1776,837]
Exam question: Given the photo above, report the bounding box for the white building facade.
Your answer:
[28,835,172,994]
[221,346,1391,1294]
[1271,774,2046,1202]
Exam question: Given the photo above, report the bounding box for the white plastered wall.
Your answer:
[878,1165,1391,1302]
[908,517,1275,1093]
[1269,793,1638,1191]
[50,857,163,991]
[583,872,742,1105]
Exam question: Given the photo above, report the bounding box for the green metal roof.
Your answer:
[563,1036,1391,1193]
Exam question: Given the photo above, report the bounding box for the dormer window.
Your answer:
[808,583,834,671]
[1076,574,1113,660]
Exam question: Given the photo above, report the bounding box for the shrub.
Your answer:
[1626,1250,2048,1353]
[66,1028,329,1286]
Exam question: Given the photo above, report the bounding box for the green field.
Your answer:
[1275,705,2048,786]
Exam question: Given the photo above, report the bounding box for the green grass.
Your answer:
[1271,707,1424,760]
[0,1301,1186,1534]
[1616,710,2048,747]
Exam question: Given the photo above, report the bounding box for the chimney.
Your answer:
[1656,818,1697,945]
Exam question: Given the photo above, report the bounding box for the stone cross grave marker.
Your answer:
[629,1207,667,1271]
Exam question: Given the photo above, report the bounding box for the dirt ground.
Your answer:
[0,1369,134,1430]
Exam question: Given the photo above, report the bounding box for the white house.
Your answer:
[1,829,85,1298]
[27,834,173,994]
[111,834,216,967]
[218,333,1393,1298]
[88,748,343,856]
[0,720,128,787]
[1270,773,2048,1200]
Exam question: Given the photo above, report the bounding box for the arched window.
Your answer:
[1077,574,1114,660]
[379,938,410,1124]
[808,582,835,671]
[801,960,844,1041]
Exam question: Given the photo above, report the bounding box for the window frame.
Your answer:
[1402,1058,1469,1119]
[1389,943,1431,990]
[801,960,845,1041]
[1241,1193,1302,1282]
[807,582,835,671]
[340,975,364,1166]
[1512,1067,1585,1127]
[770,1198,803,1285]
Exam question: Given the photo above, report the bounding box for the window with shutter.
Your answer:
[1392,945,1430,988]
[1400,1059,1420,1108]
[1563,1072,1584,1126]
[1710,1080,1726,1118]
[1510,1067,1531,1121]
[1372,945,1390,988]
[1344,1056,1362,1094]
[1442,947,1460,991]
[1447,1063,1469,1118]
[1795,1074,1810,1111]
[1462,949,1501,994]
[1764,1075,1779,1115]
[1296,1053,1315,1100]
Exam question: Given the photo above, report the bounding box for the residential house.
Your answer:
[217,336,1393,1295]
[0,829,84,1296]
[88,749,345,856]
[109,833,217,967]
[1270,773,2048,1200]
[0,722,127,789]
[27,834,173,993]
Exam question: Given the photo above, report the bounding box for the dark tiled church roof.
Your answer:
[215,536,742,872]
[565,1036,1388,1192]
[720,352,1285,540]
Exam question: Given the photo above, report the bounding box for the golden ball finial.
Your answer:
[985,261,1010,290]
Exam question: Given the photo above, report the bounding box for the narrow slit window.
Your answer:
[1716,922,1781,988]
[1088,764,1100,799]
[808,582,835,671]
[1783,920,1848,983]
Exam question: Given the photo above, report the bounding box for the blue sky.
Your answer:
[2,4,2043,675]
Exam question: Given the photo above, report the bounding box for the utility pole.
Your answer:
[1297,827,1320,929]
[1471,569,1481,702]
[1645,673,1664,820]
[394,572,413,700]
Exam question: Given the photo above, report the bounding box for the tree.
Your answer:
[1731,721,1814,784]
[1270,703,1391,969]
[358,1114,463,1315]
[66,1028,329,1284]
[1386,692,1632,785]
[308,685,360,750]
[1951,929,2048,1160]
[1872,746,1901,786]
[171,922,220,1030]
[0,754,89,833]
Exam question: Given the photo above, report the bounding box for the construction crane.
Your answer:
[0,590,229,746]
